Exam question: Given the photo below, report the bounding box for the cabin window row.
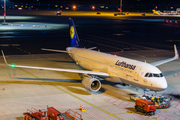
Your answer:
[109,65,132,73]
[76,56,132,73]
[77,56,106,65]
[77,56,131,73]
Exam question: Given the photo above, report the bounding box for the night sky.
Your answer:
[8,0,180,5]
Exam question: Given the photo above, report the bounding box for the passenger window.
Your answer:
[148,73,153,77]
[145,73,149,77]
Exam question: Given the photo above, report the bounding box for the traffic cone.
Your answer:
[80,104,86,112]
[175,73,177,77]
[2,86,5,91]
[80,104,83,110]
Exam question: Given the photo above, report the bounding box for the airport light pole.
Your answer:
[120,0,122,14]
[2,0,8,25]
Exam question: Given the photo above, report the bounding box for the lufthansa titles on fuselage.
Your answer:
[115,60,136,70]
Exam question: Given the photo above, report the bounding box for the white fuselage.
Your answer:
[66,47,168,91]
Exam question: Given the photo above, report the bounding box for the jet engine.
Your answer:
[82,77,101,92]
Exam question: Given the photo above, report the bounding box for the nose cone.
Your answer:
[157,78,168,90]
[160,78,168,90]
[150,77,168,91]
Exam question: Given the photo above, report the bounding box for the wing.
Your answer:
[151,45,179,66]
[1,50,109,77]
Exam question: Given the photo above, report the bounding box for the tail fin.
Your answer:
[69,18,82,48]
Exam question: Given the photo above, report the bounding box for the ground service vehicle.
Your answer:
[23,107,64,120]
[154,97,171,108]
[47,107,63,120]
[130,95,146,101]
[23,108,49,120]
[145,95,171,108]
[56,10,62,16]
[135,99,156,116]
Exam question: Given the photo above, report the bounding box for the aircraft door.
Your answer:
[134,66,142,81]
[105,62,109,68]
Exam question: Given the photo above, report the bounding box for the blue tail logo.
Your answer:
[69,18,82,48]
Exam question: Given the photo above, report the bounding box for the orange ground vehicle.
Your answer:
[135,99,156,116]
[56,10,62,16]
[23,107,64,120]
[47,107,63,120]
[23,108,48,120]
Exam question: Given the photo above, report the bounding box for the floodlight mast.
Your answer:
[4,0,6,22]
[120,0,122,14]
[2,0,8,25]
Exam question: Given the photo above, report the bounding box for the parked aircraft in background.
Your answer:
[152,9,163,15]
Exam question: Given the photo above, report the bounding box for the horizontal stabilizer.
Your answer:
[88,47,97,50]
[41,48,68,53]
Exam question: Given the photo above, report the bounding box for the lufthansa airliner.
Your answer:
[2,18,179,92]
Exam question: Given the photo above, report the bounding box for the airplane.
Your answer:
[152,9,163,15]
[1,18,179,92]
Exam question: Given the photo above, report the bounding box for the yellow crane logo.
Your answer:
[70,26,75,39]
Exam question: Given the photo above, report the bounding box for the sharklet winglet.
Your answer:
[1,50,11,66]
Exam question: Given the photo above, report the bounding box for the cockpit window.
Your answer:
[153,74,160,77]
[144,73,164,77]
[148,73,153,77]
[145,73,149,77]
[160,73,163,77]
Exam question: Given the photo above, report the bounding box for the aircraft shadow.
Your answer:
[2,76,131,98]
[6,68,136,99]
[15,77,119,85]
[166,93,180,100]
[15,77,82,83]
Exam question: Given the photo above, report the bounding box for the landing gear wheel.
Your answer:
[135,106,138,112]
[145,112,148,116]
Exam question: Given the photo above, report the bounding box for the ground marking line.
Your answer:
[86,110,103,120]
[171,92,180,103]
[113,112,128,115]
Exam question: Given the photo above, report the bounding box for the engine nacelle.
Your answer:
[82,77,101,92]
